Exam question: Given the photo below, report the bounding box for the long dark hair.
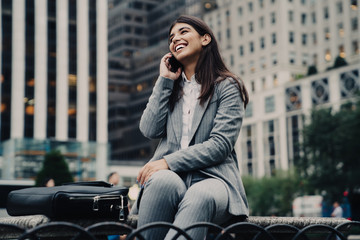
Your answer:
[168,15,249,110]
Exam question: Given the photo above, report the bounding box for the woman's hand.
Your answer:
[160,53,182,80]
[137,159,169,186]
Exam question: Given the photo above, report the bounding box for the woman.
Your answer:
[132,15,249,239]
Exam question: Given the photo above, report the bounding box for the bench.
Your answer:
[0,214,355,239]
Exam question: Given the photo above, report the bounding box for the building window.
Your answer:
[272,33,277,44]
[265,96,275,113]
[239,26,243,36]
[262,77,266,89]
[285,86,302,111]
[289,51,296,64]
[301,13,306,25]
[324,27,330,40]
[351,0,358,10]
[339,45,345,58]
[269,159,276,176]
[259,0,264,8]
[226,28,231,39]
[273,74,278,86]
[289,11,294,22]
[352,17,358,31]
[239,45,244,56]
[312,12,316,23]
[230,54,234,66]
[260,57,266,69]
[289,31,294,43]
[268,137,275,156]
[250,61,255,73]
[246,140,253,159]
[301,0,306,5]
[260,37,265,49]
[238,7,243,16]
[250,41,254,53]
[311,78,329,105]
[302,53,309,66]
[247,162,253,176]
[259,16,264,29]
[312,32,317,44]
[249,22,254,33]
[340,69,360,98]
[271,12,276,24]
[251,81,255,92]
[248,2,253,11]
[302,33,307,45]
[239,64,245,75]
[325,49,331,62]
[353,41,359,55]
[324,7,329,19]
[338,22,344,37]
[272,53,277,65]
[337,2,343,13]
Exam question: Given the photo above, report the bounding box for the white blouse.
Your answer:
[180,72,201,150]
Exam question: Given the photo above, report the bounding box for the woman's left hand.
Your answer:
[137,159,169,186]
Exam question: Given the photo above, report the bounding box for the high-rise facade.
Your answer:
[0,0,109,180]
[204,0,359,177]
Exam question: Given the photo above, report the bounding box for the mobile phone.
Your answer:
[168,55,182,73]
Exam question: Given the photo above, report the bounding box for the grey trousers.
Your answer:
[136,170,232,240]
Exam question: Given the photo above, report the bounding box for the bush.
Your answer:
[36,150,74,186]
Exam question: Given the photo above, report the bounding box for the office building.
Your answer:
[0,0,109,180]
[203,0,359,177]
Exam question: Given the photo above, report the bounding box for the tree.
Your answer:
[307,65,318,76]
[296,99,360,212]
[36,150,74,186]
[243,170,301,216]
[333,55,348,69]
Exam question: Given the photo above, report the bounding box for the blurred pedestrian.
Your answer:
[107,172,120,186]
[331,201,343,218]
[43,177,55,187]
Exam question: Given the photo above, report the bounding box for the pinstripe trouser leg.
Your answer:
[137,170,231,240]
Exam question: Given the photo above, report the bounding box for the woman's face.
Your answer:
[169,23,210,65]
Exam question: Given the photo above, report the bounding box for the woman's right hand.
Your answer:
[160,53,182,80]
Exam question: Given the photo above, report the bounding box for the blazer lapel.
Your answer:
[188,97,211,143]
[170,98,183,144]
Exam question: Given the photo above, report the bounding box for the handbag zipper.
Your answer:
[69,194,126,220]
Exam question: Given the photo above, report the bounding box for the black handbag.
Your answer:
[6,181,129,221]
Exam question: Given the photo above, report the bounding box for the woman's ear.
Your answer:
[201,33,212,47]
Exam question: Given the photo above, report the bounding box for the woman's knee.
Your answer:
[182,179,228,209]
[145,170,186,193]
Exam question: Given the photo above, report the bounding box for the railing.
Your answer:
[0,219,360,239]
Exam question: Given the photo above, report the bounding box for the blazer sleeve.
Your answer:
[139,76,174,139]
[164,78,244,171]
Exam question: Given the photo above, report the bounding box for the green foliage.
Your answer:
[307,65,318,76]
[36,150,74,186]
[297,99,360,202]
[243,170,302,216]
[333,56,348,69]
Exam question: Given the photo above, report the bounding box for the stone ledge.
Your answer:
[0,214,350,230]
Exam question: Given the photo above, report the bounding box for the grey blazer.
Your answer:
[137,76,249,216]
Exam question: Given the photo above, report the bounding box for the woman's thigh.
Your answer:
[180,178,231,224]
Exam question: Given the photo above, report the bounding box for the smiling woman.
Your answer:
[131,15,249,240]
